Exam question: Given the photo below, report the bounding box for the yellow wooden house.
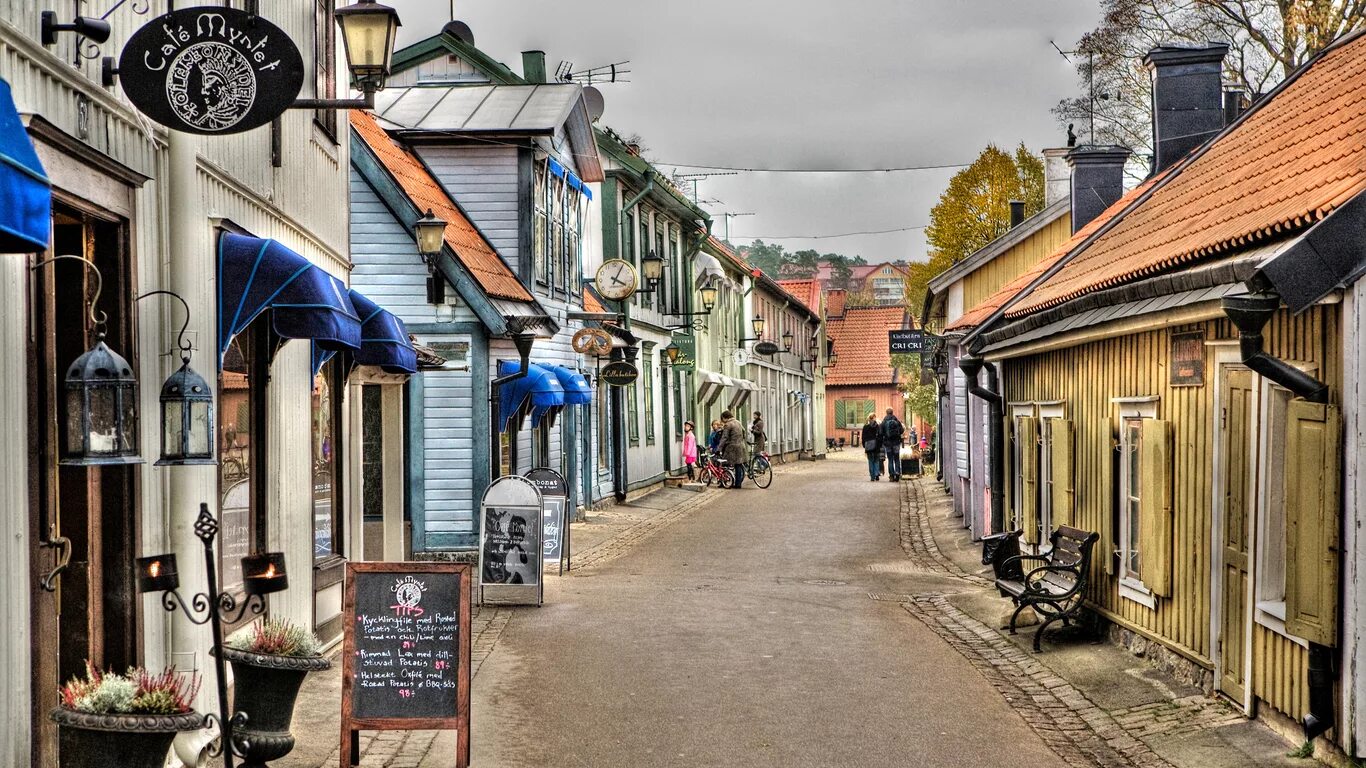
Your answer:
[952,36,1366,758]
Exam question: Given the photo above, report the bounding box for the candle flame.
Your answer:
[264,563,276,578]
[149,561,161,577]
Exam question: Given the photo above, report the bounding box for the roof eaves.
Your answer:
[390,31,524,85]
[927,197,1070,295]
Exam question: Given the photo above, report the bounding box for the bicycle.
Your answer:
[698,452,733,488]
[746,451,773,489]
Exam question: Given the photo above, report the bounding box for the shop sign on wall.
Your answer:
[1170,330,1206,386]
[119,8,305,135]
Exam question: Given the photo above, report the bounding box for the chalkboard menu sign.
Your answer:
[341,562,471,767]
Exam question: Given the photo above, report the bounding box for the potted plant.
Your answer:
[51,663,204,768]
[217,618,330,765]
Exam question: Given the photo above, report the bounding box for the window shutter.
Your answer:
[1102,420,1117,576]
[835,400,848,430]
[1139,419,1174,597]
[1020,417,1039,544]
[1050,419,1074,528]
[1285,400,1341,647]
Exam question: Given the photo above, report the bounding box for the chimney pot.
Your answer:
[1223,86,1248,126]
[521,50,547,84]
[1066,145,1132,234]
[1008,200,1026,229]
[1144,43,1229,173]
[1041,147,1072,207]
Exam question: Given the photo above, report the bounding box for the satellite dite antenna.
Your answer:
[556,60,632,85]
[582,86,605,123]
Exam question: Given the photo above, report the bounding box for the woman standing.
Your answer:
[682,421,698,480]
[861,413,882,481]
[750,412,767,455]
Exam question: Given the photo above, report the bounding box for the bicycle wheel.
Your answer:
[718,466,732,488]
[751,458,773,489]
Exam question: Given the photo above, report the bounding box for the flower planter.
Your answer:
[50,708,204,768]
[217,646,331,767]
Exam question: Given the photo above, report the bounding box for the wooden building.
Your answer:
[950,38,1366,758]
[823,300,911,447]
[749,274,823,462]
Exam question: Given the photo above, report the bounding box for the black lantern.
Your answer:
[664,342,681,364]
[751,314,765,338]
[781,329,794,352]
[335,0,402,93]
[642,249,665,287]
[64,338,142,465]
[242,552,289,596]
[159,359,214,465]
[136,553,180,593]
[414,208,446,257]
[699,283,718,311]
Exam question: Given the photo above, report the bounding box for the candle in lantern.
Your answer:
[135,553,179,593]
[241,552,288,595]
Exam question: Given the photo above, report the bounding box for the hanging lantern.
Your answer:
[699,283,718,311]
[158,359,215,465]
[335,0,402,93]
[781,330,794,352]
[663,342,681,364]
[63,338,142,466]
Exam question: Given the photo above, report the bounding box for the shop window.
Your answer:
[551,174,565,292]
[532,420,551,469]
[669,229,680,313]
[219,319,268,599]
[500,430,514,476]
[312,360,343,561]
[622,210,634,272]
[567,184,582,294]
[1115,398,1160,608]
[596,382,609,469]
[627,379,640,446]
[361,385,383,522]
[643,344,655,445]
[534,160,548,285]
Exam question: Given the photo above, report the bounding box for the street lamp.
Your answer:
[751,314,765,338]
[414,209,448,304]
[699,284,718,311]
[781,329,794,352]
[663,342,681,364]
[664,280,717,332]
[137,290,216,466]
[638,250,665,293]
[293,0,402,109]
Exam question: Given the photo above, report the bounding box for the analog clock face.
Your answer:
[732,348,750,366]
[595,259,638,300]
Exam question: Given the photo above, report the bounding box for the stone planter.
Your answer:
[217,646,331,767]
[50,707,205,768]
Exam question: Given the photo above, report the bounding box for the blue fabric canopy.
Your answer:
[548,365,592,405]
[218,233,361,365]
[0,78,50,252]
[498,361,565,431]
[349,289,417,375]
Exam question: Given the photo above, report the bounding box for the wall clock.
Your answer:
[595,259,638,301]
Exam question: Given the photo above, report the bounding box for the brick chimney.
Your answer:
[1042,147,1071,207]
[521,50,547,84]
[1144,43,1229,173]
[826,289,847,318]
[1067,146,1131,234]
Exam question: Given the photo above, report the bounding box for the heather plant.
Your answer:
[226,617,321,657]
[59,662,199,715]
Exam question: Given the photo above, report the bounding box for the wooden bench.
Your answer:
[993,525,1099,652]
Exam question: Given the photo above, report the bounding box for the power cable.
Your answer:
[731,225,928,241]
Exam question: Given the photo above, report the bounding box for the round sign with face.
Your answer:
[119,8,305,135]
[595,259,638,301]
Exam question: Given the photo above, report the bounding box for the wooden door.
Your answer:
[1218,368,1254,704]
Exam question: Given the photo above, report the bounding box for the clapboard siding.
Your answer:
[422,361,477,534]
[415,145,521,271]
[961,214,1072,311]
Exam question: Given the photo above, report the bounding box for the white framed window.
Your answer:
[1253,371,1315,647]
[1037,402,1065,546]
[1009,403,1035,534]
[1115,397,1158,609]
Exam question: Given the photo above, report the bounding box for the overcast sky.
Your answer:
[387,1,1103,264]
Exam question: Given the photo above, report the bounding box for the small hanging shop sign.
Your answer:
[1170,330,1206,386]
[118,7,305,135]
[600,361,639,387]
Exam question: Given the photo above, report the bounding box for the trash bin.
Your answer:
[902,456,920,476]
[981,530,1023,584]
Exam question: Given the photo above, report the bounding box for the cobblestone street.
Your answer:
[282,455,1309,767]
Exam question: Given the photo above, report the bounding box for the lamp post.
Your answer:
[292,0,402,110]
[136,504,290,768]
[665,280,718,332]
[637,250,665,294]
[781,329,794,353]
[664,342,681,365]
[738,314,764,344]
[414,209,448,304]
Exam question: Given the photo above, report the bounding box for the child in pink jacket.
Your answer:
[682,421,698,479]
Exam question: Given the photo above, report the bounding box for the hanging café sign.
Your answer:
[118,7,305,135]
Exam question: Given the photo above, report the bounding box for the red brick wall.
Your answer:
[826,384,903,447]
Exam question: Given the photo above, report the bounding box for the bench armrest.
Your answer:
[998,553,1049,573]
[1022,565,1084,598]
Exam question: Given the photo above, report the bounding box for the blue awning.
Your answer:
[0,78,50,252]
[498,361,564,431]
[547,157,592,201]
[218,233,361,365]
[548,365,592,405]
[349,289,417,374]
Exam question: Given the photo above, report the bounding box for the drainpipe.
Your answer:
[489,331,538,480]
[1222,293,1334,743]
[959,356,1004,533]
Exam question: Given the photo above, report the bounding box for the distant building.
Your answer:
[823,301,912,447]
[796,260,912,304]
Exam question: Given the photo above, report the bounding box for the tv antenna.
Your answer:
[715,211,755,242]
[556,60,631,85]
[1051,40,1114,145]
[674,171,737,203]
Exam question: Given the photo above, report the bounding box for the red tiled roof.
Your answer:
[776,279,821,314]
[350,111,533,303]
[946,175,1164,331]
[707,236,754,272]
[583,287,606,313]
[1005,34,1366,319]
[825,305,909,385]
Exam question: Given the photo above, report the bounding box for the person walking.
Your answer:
[880,408,905,481]
[682,421,698,480]
[718,410,749,489]
[861,413,882,481]
[750,411,767,455]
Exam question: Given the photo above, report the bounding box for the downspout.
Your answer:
[1222,293,1334,744]
[489,331,538,480]
[959,356,1004,533]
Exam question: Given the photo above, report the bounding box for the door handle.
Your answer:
[39,529,72,592]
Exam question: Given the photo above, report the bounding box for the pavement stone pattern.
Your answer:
[896,477,1252,768]
[898,477,993,587]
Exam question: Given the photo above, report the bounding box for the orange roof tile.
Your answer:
[1005,34,1366,319]
[825,305,909,385]
[946,175,1164,331]
[582,287,606,314]
[350,111,532,303]
[776,279,822,314]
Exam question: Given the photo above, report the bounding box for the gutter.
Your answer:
[1221,292,1333,744]
[958,356,1005,532]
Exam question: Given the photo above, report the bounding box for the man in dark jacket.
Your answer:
[861,414,882,481]
[880,408,904,481]
[718,410,749,488]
